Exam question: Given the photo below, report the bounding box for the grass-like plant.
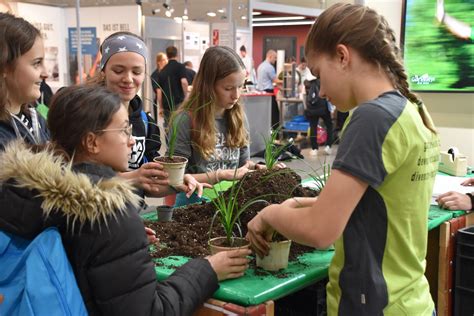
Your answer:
[262,127,293,169]
[209,169,268,246]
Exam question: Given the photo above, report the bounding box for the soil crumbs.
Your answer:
[145,168,319,276]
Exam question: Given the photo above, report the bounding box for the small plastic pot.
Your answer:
[256,240,292,271]
[156,206,173,222]
[208,237,250,255]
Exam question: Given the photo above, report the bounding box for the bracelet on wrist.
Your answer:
[215,169,221,183]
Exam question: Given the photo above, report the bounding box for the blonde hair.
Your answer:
[155,52,167,68]
[175,46,248,160]
[306,3,436,133]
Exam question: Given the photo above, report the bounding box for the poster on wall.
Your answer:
[44,47,59,81]
[32,22,61,82]
[212,29,219,46]
[211,23,234,48]
[201,38,209,54]
[184,32,200,50]
[68,27,100,84]
[14,2,67,88]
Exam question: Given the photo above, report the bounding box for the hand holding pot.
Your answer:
[206,248,251,281]
[246,207,275,258]
[125,162,169,194]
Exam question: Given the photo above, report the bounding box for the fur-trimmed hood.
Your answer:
[0,141,141,238]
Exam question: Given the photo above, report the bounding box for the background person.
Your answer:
[150,52,168,111]
[183,60,196,86]
[437,177,474,210]
[157,46,188,125]
[256,49,280,128]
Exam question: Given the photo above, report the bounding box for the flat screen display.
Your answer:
[402,0,474,92]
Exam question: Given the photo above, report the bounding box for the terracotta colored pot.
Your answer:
[208,237,250,255]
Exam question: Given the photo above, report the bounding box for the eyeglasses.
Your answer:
[97,124,133,139]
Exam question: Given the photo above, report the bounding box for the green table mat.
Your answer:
[143,212,332,306]
[144,172,470,306]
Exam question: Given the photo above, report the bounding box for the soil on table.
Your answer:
[145,168,319,266]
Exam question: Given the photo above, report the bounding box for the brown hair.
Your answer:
[0,13,41,121]
[165,46,178,59]
[175,46,248,160]
[305,3,436,133]
[48,84,122,158]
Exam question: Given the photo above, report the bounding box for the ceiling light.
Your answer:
[217,8,225,13]
[165,10,172,17]
[253,16,306,22]
[252,11,262,16]
[241,15,247,20]
[182,7,188,19]
[252,21,314,27]
[207,11,216,17]
[152,8,160,15]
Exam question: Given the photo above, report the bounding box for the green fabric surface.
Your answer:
[153,250,333,306]
[143,173,470,307]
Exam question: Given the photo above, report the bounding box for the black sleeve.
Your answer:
[82,209,218,316]
[144,113,161,162]
[332,104,389,187]
[151,70,160,91]
[179,64,187,80]
[153,258,219,316]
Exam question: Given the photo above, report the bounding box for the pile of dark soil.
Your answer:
[145,168,318,262]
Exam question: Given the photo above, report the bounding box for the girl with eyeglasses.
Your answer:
[0,84,251,315]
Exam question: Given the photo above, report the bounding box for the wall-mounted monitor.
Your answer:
[401,0,474,92]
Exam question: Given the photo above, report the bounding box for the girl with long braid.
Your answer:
[247,4,439,315]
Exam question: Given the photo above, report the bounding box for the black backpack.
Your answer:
[304,79,328,117]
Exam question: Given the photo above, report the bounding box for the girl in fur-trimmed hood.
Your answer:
[0,85,251,316]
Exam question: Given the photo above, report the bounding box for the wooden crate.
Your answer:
[437,213,474,316]
[194,298,274,316]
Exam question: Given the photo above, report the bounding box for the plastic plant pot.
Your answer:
[156,205,173,222]
[256,240,292,271]
[153,156,188,186]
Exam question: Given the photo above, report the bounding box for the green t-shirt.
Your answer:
[327,91,439,315]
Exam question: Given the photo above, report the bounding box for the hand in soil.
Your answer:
[206,248,252,281]
[145,226,159,244]
[246,207,275,259]
[221,163,252,181]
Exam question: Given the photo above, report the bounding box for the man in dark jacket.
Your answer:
[156,46,188,125]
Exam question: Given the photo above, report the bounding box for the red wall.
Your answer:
[252,25,311,68]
